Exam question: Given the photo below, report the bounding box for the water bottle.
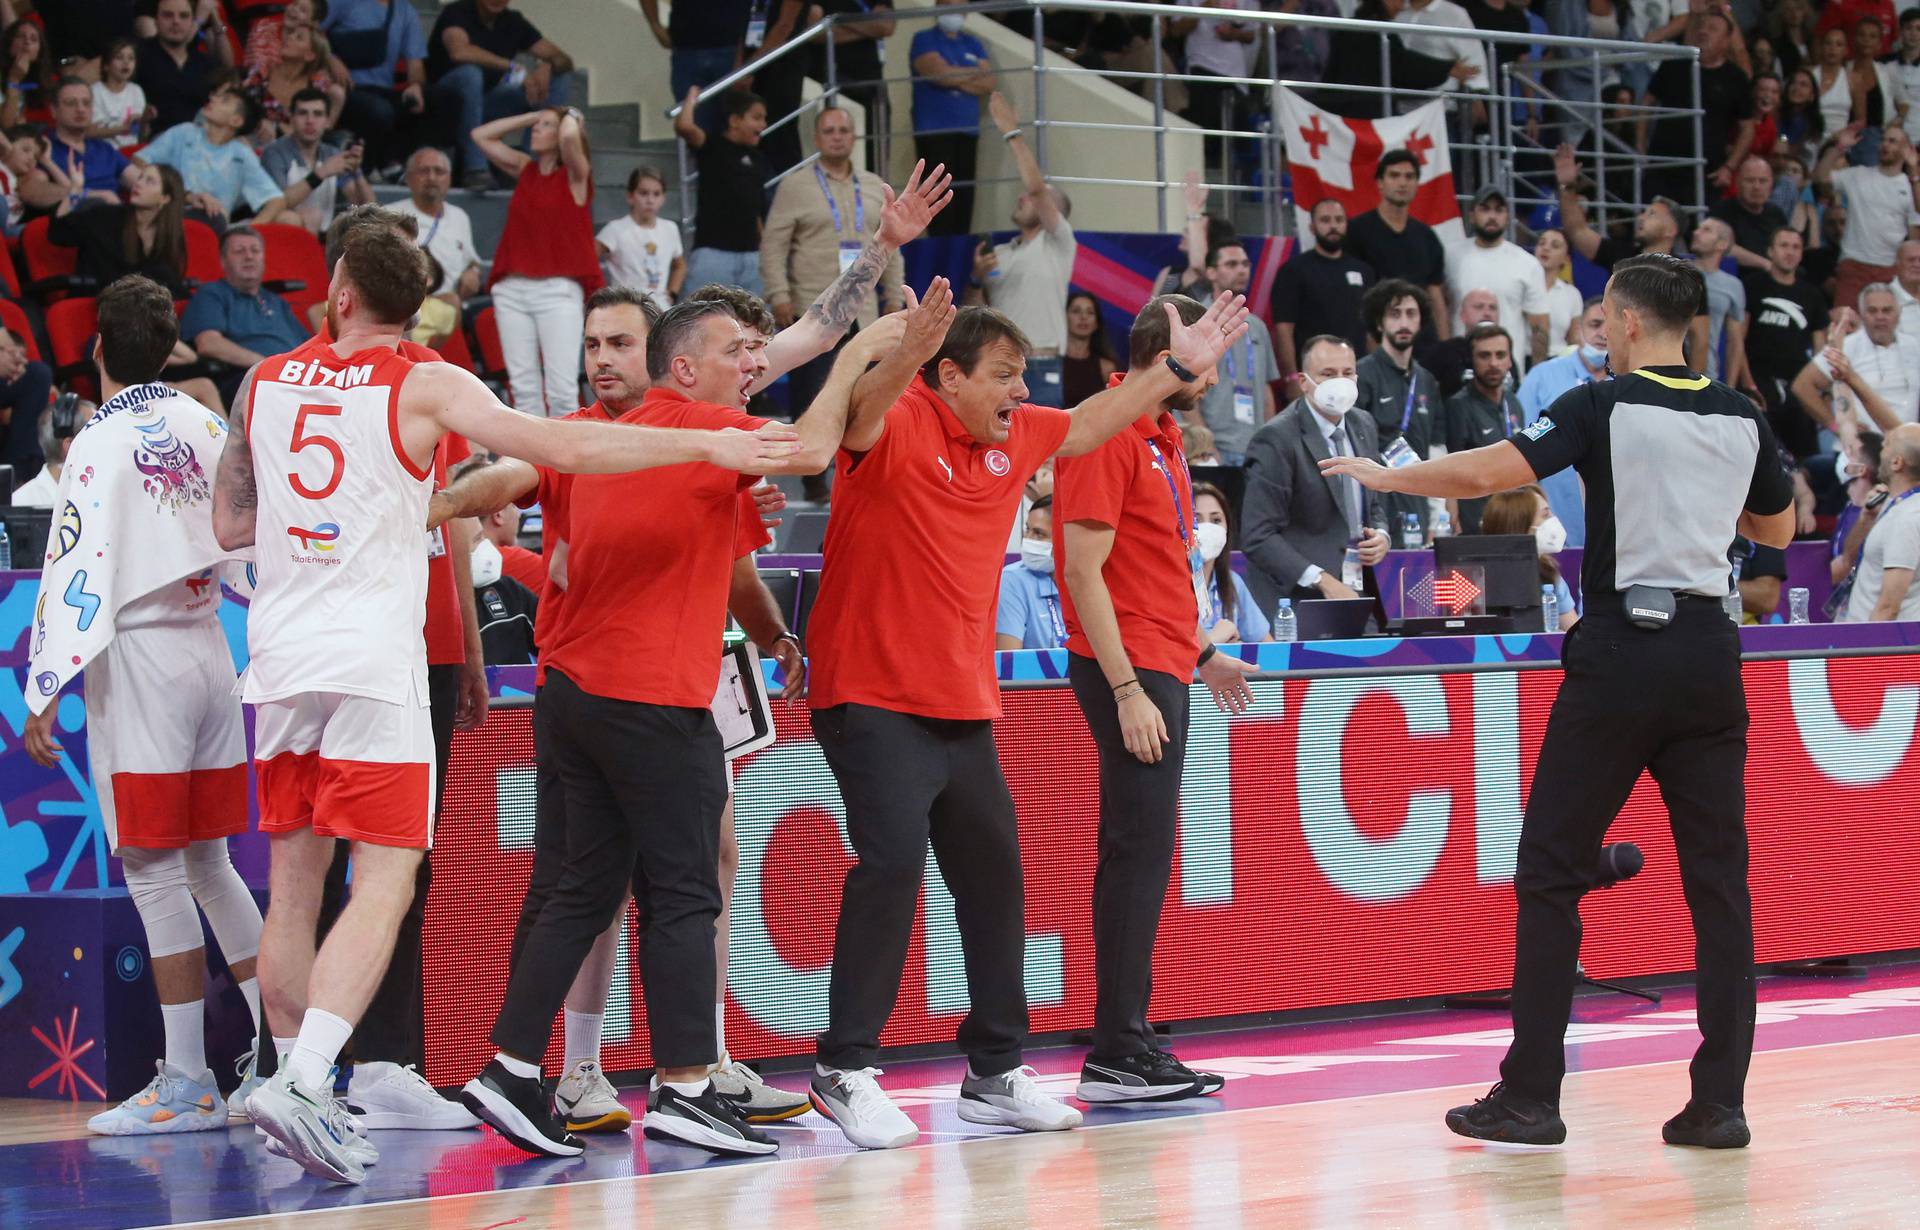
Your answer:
[1400,512,1422,550]
[0,519,12,570]
[1432,508,1452,538]
[1789,586,1810,625]
[1274,598,1297,643]
[1540,584,1557,632]
[1342,545,1364,590]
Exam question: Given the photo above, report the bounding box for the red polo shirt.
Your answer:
[500,543,546,592]
[538,388,766,706]
[807,375,1071,720]
[517,404,609,681]
[1052,372,1203,680]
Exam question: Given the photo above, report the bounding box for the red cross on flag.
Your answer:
[1278,89,1463,245]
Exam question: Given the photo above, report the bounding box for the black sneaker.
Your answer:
[459,1060,583,1158]
[1662,1101,1750,1149]
[1077,1048,1217,1104]
[642,1082,778,1156]
[1445,1083,1567,1145]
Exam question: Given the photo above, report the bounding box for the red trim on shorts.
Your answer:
[388,372,432,482]
[109,771,192,849]
[187,764,250,840]
[312,758,432,849]
[256,750,321,832]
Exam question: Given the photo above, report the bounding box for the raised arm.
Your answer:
[1552,143,1604,262]
[558,107,591,200]
[1056,295,1252,458]
[754,159,953,386]
[212,365,261,550]
[845,277,958,452]
[1813,129,1856,189]
[471,111,537,178]
[427,456,541,529]
[987,92,1061,233]
[779,316,913,471]
[674,86,708,149]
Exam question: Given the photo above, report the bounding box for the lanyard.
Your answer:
[1204,576,1224,627]
[1040,587,1066,646]
[1398,373,1420,433]
[423,208,442,248]
[1890,487,1920,512]
[814,165,864,238]
[1220,332,1253,385]
[1144,438,1192,548]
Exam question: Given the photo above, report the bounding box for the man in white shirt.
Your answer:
[1845,423,1920,622]
[11,396,84,508]
[1813,124,1920,319]
[1179,0,1260,164]
[387,148,481,308]
[1890,239,1920,346]
[967,91,1076,407]
[1445,186,1549,368]
[1393,0,1490,96]
[1793,284,1920,440]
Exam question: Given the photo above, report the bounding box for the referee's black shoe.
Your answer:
[460,1061,583,1157]
[643,1081,778,1156]
[1445,1083,1567,1145]
[1077,1049,1223,1104]
[1662,1101,1750,1149]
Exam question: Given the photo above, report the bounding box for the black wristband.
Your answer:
[305,170,324,189]
[1165,354,1197,383]
[1197,643,1217,667]
[1111,677,1138,693]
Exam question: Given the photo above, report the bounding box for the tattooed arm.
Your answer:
[751,159,954,393]
[212,365,260,550]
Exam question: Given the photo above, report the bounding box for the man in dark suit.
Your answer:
[1241,334,1390,618]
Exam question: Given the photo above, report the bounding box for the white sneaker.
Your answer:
[554,1058,631,1133]
[246,1068,366,1184]
[710,1053,810,1123]
[229,1050,263,1125]
[262,1099,378,1168]
[347,1061,481,1130]
[808,1067,919,1149]
[958,1066,1083,1132]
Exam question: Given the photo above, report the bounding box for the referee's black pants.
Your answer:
[812,703,1029,1077]
[1500,601,1756,1110]
[1067,655,1190,1059]
[490,670,727,1070]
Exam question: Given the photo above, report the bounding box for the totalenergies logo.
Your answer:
[287,523,342,551]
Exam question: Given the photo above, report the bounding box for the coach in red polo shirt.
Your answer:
[801,291,1251,1150]
[1054,294,1257,1106]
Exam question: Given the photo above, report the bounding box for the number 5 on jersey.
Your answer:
[289,404,345,500]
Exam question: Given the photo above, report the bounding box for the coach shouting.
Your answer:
[801,286,1250,1149]
[1323,254,1794,1150]
[1055,294,1256,1104]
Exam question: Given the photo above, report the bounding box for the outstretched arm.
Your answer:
[212,365,261,549]
[754,160,953,387]
[427,456,540,529]
[1321,439,1536,499]
[1552,143,1603,262]
[1056,295,1252,457]
[988,92,1062,234]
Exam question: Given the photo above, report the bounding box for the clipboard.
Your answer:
[713,636,776,761]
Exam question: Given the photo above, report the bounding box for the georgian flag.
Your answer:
[1278,89,1463,246]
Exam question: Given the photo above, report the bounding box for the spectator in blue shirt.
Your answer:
[326,0,430,177]
[139,82,288,224]
[910,0,995,237]
[1514,294,1607,547]
[1195,482,1271,643]
[997,496,1068,650]
[181,225,311,402]
[46,77,130,202]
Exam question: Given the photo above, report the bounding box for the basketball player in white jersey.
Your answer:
[213,224,802,1184]
[22,276,264,1136]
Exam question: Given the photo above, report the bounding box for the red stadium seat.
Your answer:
[472,306,508,383]
[0,299,40,361]
[46,297,100,400]
[184,219,223,288]
[0,235,21,301]
[21,216,80,301]
[255,223,329,317]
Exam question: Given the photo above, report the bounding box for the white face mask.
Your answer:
[1307,374,1359,418]
[1020,537,1054,574]
[1837,451,1865,486]
[935,12,965,32]
[470,535,503,588]
[1578,343,1606,367]
[1194,520,1228,562]
[1535,515,1567,556]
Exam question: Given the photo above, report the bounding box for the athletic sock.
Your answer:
[273,1035,297,1066]
[495,1051,541,1080]
[236,978,262,1035]
[563,1009,603,1073]
[663,1077,711,1097]
[286,1008,353,1090]
[160,1000,206,1077]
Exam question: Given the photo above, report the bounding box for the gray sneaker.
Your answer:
[958,1066,1082,1133]
[809,1066,919,1149]
[710,1054,810,1123]
[246,1068,367,1184]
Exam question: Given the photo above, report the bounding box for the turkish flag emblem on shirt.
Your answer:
[1278,89,1463,246]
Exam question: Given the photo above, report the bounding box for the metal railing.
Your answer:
[666,0,1705,242]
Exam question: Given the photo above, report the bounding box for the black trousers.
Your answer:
[1500,601,1755,1108]
[490,670,727,1069]
[915,132,977,238]
[812,703,1028,1076]
[508,685,567,972]
[1067,656,1190,1058]
[261,663,458,1072]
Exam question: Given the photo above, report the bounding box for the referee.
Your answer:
[1323,253,1794,1150]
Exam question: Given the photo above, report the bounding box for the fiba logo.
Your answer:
[985,450,1011,477]
[287,522,342,551]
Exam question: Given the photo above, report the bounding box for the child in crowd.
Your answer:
[595,165,683,311]
[89,38,149,149]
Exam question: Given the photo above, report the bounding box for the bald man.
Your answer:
[1710,156,1790,271]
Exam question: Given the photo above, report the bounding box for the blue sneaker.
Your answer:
[87,1061,227,1136]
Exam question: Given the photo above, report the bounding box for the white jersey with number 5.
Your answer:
[243,336,433,705]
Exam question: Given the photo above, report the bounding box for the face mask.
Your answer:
[1578,344,1607,367]
[1308,375,1358,418]
[1194,520,1228,562]
[1535,515,1567,556]
[1020,537,1054,574]
[1837,451,1865,486]
[470,536,503,588]
[936,12,965,32]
